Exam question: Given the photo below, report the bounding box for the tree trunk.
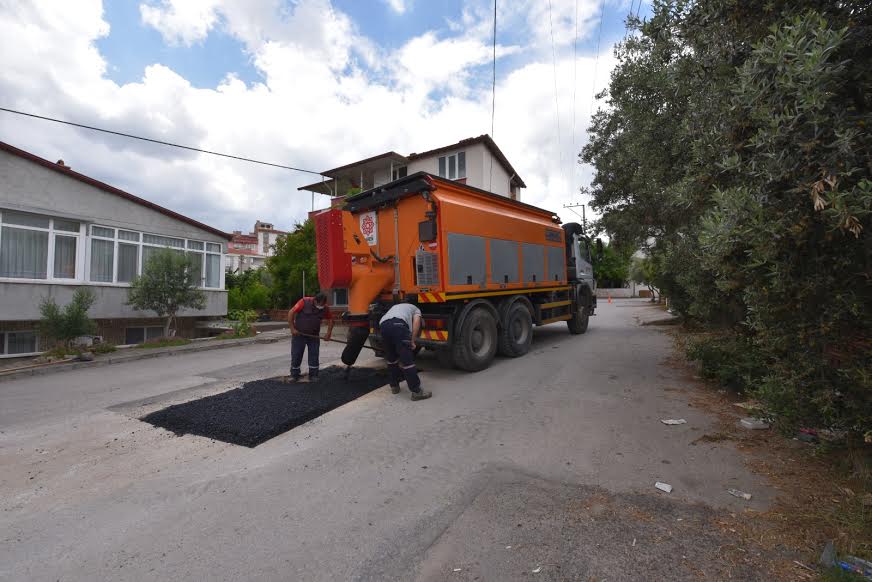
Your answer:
[164,314,175,338]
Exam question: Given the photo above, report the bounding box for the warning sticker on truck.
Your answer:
[360,211,378,246]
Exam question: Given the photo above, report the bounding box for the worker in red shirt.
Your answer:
[288,292,334,381]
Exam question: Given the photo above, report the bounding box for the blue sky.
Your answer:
[1,1,649,231]
[98,1,641,91]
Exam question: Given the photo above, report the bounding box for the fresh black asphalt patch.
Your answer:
[141,366,388,447]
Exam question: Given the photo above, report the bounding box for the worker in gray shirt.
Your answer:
[379,302,432,400]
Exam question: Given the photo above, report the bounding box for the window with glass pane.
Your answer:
[457,151,466,178]
[118,243,138,282]
[206,242,222,253]
[90,238,114,282]
[448,155,456,179]
[143,234,184,248]
[141,245,159,269]
[54,219,80,233]
[53,235,77,278]
[145,326,164,341]
[438,156,446,177]
[91,226,114,238]
[124,327,145,345]
[118,230,139,241]
[205,254,220,287]
[7,331,38,354]
[188,252,203,285]
[188,240,204,251]
[2,211,50,228]
[0,226,49,278]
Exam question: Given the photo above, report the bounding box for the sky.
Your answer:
[0,0,646,233]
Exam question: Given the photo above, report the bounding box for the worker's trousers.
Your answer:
[379,318,421,392]
[291,335,320,379]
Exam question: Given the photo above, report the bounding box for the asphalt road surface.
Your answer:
[0,300,781,581]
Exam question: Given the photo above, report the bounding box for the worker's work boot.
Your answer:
[390,384,401,394]
[410,390,432,401]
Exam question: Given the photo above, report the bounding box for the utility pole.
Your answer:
[302,269,306,298]
[563,202,586,232]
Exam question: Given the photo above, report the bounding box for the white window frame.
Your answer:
[0,209,84,283]
[86,225,224,289]
[437,151,466,181]
[332,288,348,306]
[123,325,166,345]
[0,330,41,358]
[0,209,225,289]
[391,166,408,181]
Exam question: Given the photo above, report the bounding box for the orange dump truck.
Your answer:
[313,172,598,372]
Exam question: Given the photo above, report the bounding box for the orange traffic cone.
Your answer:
[607,293,612,304]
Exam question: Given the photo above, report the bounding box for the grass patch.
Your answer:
[135,337,191,349]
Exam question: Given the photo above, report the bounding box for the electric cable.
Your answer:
[0,106,323,175]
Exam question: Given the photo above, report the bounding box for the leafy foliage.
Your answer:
[127,248,206,336]
[226,268,272,311]
[227,309,258,338]
[629,255,659,300]
[267,220,318,308]
[584,1,872,445]
[39,288,97,347]
[593,242,633,288]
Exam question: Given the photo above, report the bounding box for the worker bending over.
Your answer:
[379,302,432,401]
[288,292,334,381]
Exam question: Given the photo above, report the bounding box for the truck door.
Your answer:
[575,237,595,289]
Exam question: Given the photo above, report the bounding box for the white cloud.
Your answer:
[383,0,407,15]
[0,0,618,233]
[140,0,222,46]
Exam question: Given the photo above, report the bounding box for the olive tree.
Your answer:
[127,248,206,337]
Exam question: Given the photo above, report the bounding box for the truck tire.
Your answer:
[497,301,533,357]
[453,307,498,372]
[567,303,590,335]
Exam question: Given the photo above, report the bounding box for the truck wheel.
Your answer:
[567,304,590,335]
[453,307,498,372]
[497,301,533,357]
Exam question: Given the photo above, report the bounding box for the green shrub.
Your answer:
[39,289,97,348]
[686,334,767,394]
[228,309,257,338]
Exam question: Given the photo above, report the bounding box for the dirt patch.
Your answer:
[691,432,735,446]
[141,366,388,447]
[416,475,798,581]
[662,328,872,576]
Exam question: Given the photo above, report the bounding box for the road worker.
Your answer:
[378,302,432,401]
[288,292,334,381]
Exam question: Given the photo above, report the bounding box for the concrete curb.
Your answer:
[0,333,291,383]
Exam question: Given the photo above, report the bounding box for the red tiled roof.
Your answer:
[0,141,232,240]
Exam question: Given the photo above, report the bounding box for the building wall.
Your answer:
[0,149,228,323]
[0,151,226,243]
[0,282,227,321]
[365,143,517,198]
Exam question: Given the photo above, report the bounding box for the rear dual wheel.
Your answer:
[497,301,533,357]
[453,307,498,372]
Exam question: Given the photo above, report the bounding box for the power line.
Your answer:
[588,0,606,118]
[0,106,323,176]
[570,0,579,192]
[490,0,497,138]
[547,0,563,177]
[489,0,497,191]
